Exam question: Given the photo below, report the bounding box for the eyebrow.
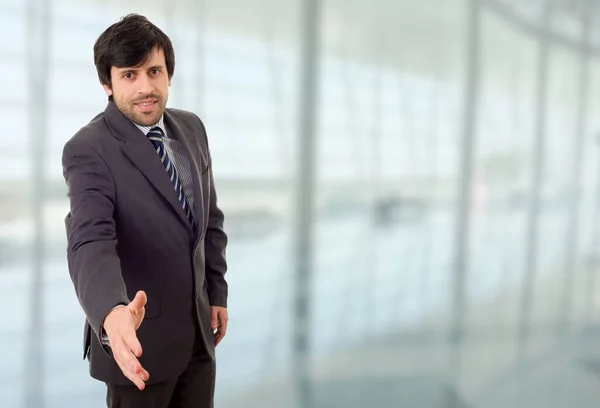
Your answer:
[118,65,164,74]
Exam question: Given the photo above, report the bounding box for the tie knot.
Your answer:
[147,126,164,146]
[148,126,164,136]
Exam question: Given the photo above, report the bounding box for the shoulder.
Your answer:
[63,112,109,155]
[63,112,117,164]
[166,108,207,133]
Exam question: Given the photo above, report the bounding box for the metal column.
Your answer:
[450,0,481,393]
[562,0,591,333]
[24,0,51,407]
[517,0,551,360]
[195,0,207,115]
[292,0,320,407]
[367,3,385,335]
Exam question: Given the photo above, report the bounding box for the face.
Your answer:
[103,47,171,126]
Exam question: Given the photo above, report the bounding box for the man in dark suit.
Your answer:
[61,13,228,407]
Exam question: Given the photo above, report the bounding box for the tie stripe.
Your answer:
[147,127,196,232]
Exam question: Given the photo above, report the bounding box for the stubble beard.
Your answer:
[116,94,168,127]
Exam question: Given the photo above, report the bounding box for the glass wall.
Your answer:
[2,0,600,407]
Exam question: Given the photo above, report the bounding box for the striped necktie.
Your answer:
[147,126,196,232]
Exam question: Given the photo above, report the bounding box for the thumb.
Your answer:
[211,308,218,331]
[129,290,147,312]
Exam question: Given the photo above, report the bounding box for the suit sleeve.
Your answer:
[62,138,130,349]
[198,119,229,308]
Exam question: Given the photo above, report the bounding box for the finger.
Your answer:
[126,362,150,382]
[112,341,147,390]
[219,314,228,337]
[117,360,147,390]
[215,330,224,346]
[133,305,145,331]
[211,309,218,331]
[113,337,143,374]
[139,367,150,382]
[119,352,149,382]
[123,330,143,358]
[214,323,225,345]
[129,290,147,312]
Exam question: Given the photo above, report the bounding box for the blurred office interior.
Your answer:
[2,0,600,406]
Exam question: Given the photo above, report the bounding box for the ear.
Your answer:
[102,83,113,97]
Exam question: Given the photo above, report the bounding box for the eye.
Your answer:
[124,72,134,79]
[150,69,160,76]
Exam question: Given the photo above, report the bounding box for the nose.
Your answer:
[137,73,155,95]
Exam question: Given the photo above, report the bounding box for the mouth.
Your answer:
[134,100,158,112]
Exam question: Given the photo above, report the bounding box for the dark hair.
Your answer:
[94,14,175,89]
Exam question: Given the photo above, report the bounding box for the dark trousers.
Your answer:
[105,329,216,408]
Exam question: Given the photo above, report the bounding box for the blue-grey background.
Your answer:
[2,0,600,407]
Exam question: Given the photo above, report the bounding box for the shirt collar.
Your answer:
[133,115,166,136]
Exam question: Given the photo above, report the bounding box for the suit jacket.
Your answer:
[62,101,228,385]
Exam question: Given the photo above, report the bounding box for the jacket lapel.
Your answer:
[103,102,193,234]
[164,110,204,247]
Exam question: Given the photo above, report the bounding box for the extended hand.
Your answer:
[103,290,149,390]
[211,306,228,346]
